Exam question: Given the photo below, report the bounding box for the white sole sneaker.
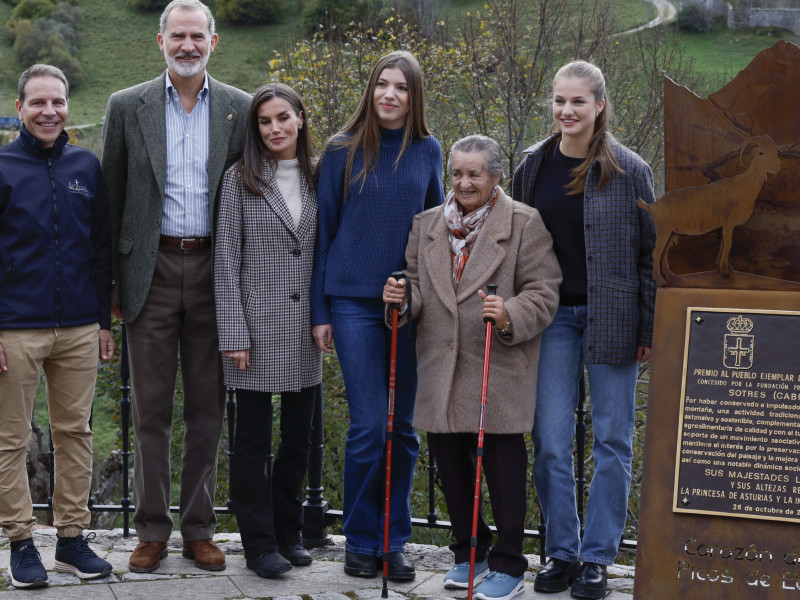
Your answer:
[443,560,490,589]
[474,575,525,600]
[444,568,490,589]
[10,575,48,589]
[54,560,111,580]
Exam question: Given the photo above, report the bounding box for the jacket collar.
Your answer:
[256,155,316,241]
[424,187,514,308]
[135,71,240,210]
[19,124,69,158]
[522,133,558,155]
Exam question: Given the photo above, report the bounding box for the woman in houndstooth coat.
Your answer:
[214,83,321,578]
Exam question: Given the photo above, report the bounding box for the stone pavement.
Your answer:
[0,529,635,599]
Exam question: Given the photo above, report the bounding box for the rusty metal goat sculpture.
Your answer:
[637,135,795,285]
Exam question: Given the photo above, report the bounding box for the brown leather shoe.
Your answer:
[182,539,226,571]
[129,541,168,573]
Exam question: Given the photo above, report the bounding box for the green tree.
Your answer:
[302,0,386,34]
[11,18,47,63]
[7,2,86,89]
[11,0,58,21]
[11,10,85,88]
[129,0,170,10]
[217,0,285,24]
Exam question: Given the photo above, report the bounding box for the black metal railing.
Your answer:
[33,322,639,560]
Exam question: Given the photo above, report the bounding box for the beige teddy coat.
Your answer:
[398,188,562,434]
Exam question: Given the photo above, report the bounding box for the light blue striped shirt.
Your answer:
[162,72,211,237]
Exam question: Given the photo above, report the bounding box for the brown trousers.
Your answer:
[0,324,99,541]
[126,244,225,542]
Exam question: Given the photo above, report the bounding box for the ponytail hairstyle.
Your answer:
[550,60,623,195]
[327,50,430,196]
[237,83,316,196]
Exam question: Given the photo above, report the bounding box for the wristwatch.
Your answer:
[498,316,513,340]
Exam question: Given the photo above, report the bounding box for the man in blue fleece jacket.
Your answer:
[0,64,113,589]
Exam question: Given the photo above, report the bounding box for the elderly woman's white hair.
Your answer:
[447,134,504,182]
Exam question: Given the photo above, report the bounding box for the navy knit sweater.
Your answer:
[532,141,588,306]
[311,127,444,325]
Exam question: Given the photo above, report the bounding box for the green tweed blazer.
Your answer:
[101,71,251,323]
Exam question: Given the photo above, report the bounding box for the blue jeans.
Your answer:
[533,305,638,565]
[330,296,419,555]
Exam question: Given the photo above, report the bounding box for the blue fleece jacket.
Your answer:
[311,127,444,325]
[0,126,112,330]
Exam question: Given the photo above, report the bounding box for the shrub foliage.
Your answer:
[6,1,85,87]
[216,0,285,24]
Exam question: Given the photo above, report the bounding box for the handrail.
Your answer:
[31,322,641,557]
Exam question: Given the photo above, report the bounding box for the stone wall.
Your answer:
[745,8,800,33]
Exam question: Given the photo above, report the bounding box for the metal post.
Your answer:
[301,382,331,547]
[225,387,236,511]
[47,428,54,517]
[426,439,438,524]
[119,322,132,537]
[575,369,587,536]
[88,405,95,508]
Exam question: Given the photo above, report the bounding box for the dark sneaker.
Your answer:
[10,540,48,589]
[54,533,113,579]
[278,542,313,566]
[245,551,292,578]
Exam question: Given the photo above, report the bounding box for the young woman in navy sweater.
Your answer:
[311,50,444,580]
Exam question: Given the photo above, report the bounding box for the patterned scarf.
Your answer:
[444,186,498,287]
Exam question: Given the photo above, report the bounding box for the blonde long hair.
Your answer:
[327,51,431,195]
[550,60,624,195]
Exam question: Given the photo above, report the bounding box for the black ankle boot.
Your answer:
[571,562,607,599]
[534,557,581,592]
[344,550,377,577]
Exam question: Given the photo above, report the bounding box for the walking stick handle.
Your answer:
[390,270,406,311]
[484,284,498,324]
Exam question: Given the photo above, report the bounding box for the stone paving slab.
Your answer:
[0,529,635,598]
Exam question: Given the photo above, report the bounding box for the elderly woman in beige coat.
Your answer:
[383,135,561,600]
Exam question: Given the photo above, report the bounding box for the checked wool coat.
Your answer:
[214,157,322,392]
[512,134,657,366]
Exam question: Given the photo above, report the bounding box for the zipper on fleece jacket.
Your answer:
[47,157,62,326]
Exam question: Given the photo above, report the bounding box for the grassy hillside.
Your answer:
[1,0,794,124]
[677,27,798,94]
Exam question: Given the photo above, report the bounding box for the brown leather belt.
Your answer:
[159,235,211,250]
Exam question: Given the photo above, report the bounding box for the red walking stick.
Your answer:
[382,270,405,598]
[468,283,498,600]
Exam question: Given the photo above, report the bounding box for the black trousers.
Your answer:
[428,432,528,577]
[230,384,319,556]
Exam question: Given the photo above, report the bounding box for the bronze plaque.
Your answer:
[674,308,800,523]
[636,290,800,600]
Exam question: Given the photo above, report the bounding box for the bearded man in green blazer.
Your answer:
[101,0,250,575]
